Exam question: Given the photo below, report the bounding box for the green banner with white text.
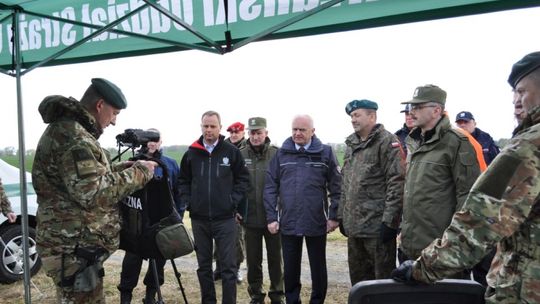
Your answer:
[0,0,537,69]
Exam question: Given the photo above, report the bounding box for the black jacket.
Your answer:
[179,135,250,221]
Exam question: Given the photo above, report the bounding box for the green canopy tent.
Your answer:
[1,1,539,302]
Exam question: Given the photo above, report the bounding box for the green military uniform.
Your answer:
[32,95,153,303]
[338,124,405,284]
[226,137,247,150]
[240,137,284,303]
[400,114,481,260]
[412,105,540,303]
[0,178,14,216]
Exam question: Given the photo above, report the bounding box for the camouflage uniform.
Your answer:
[32,96,153,303]
[0,177,14,215]
[338,124,405,284]
[412,106,540,303]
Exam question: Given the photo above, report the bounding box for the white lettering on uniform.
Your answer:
[124,196,143,210]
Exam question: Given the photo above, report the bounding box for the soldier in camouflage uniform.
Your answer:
[391,52,540,303]
[0,177,17,223]
[32,78,157,304]
[338,100,405,285]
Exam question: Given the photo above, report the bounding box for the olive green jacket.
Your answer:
[400,115,480,259]
[239,138,278,228]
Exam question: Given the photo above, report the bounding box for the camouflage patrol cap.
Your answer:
[247,117,267,130]
[91,78,127,109]
[402,84,446,105]
[508,51,540,89]
[345,99,378,115]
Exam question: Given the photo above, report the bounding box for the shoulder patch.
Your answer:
[391,141,401,148]
[72,148,97,178]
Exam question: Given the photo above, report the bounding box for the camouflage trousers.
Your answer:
[347,237,396,285]
[41,251,109,304]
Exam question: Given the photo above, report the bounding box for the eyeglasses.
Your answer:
[410,104,438,111]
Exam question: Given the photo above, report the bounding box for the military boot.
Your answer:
[142,288,157,304]
[120,291,132,304]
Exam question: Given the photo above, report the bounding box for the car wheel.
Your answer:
[0,225,42,284]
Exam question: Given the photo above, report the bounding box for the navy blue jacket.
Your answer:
[471,127,500,165]
[179,135,250,221]
[264,135,342,236]
[157,151,183,216]
[395,124,411,156]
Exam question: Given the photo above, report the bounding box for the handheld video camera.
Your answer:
[116,129,160,148]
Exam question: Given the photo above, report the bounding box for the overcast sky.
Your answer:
[1,6,540,152]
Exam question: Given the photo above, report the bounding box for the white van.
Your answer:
[0,159,41,284]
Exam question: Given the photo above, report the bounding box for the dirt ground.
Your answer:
[107,236,351,285]
[0,236,351,304]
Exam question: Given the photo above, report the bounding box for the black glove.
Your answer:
[379,223,397,243]
[391,260,417,285]
[339,221,348,237]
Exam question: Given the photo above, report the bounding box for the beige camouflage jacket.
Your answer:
[0,177,14,216]
[413,107,540,303]
[32,96,153,258]
[338,124,405,238]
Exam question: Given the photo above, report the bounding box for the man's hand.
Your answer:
[380,223,398,243]
[235,213,243,224]
[327,219,339,233]
[391,260,417,285]
[137,160,158,172]
[267,221,279,234]
[6,212,16,223]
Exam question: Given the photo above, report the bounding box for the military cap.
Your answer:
[455,111,475,122]
[345,99,378,115]
[247,117,267,130]
[400,104,411,113]
[508,51,540,88]
[402,84,446,105]
[91,78,127,109]
[227,122,244,132]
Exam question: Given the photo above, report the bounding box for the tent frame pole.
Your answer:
[12,7,32,304]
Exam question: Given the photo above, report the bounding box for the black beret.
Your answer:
[508,52,540,88]
[91,78,127,109]
[345,99,378,115]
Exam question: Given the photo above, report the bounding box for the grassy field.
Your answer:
[0,145,345,172]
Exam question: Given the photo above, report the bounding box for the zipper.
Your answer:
[207,156,212,219]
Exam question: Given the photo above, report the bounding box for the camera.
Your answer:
[116,129,160,148]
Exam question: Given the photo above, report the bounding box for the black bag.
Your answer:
[119,157,194,259]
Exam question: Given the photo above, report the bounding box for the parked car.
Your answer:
[0,159,41,284]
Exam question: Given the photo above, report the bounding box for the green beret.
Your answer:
[91,78,127,109]
[345,99,378,115]
[508,52,540,89]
